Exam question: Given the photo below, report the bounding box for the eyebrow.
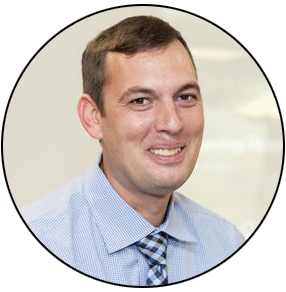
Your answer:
[119,82,200,102]
[175,83,201,95]
[119,87,156,102]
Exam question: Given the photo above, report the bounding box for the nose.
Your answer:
[154,100,184,134]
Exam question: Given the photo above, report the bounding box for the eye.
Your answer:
[131,98,149,105]
[177,94,194,101]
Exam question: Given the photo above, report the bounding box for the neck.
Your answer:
[101,162,171,227]
[125,192,171,227]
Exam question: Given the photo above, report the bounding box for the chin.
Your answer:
[149,173,190,195]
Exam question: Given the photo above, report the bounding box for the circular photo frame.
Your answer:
[3,6,283,286]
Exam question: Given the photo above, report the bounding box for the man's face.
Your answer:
[99,40,204,196]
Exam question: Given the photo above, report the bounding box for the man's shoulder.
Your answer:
[173,192,245,244]
[173,192,227,220]
[20,172,87,237]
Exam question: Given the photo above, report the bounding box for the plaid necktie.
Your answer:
[136,232,168,286]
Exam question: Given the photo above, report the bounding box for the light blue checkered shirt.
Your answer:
[21,156,245,286]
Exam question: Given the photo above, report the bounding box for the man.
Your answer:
[21,16,245,286]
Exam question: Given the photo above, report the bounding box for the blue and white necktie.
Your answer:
[136,232,168,286]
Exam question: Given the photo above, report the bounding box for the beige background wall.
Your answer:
[3,6,283,239]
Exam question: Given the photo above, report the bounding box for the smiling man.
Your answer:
[21,16,245,286]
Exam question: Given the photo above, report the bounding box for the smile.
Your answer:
[149,147,182,156]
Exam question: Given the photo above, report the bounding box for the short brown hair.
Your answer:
[82,15,196,114]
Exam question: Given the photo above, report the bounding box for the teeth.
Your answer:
[149,147,182,156]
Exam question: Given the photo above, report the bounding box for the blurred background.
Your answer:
[3,6,283,239]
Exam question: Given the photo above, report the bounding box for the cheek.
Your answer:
[103,113,152,147]
[122,114,153,142]
[184,110,204,135]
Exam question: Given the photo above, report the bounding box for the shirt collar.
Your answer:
[158,195,196,243]
[83,155,196,254]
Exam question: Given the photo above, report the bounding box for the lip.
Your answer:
[147,142,186,150]
[146,144,186,164]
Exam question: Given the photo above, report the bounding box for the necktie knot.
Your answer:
[136,232,168,285]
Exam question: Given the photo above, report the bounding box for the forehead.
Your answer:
[104,41,197,92]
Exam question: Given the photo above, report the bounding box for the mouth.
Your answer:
[146,146,186,163]
[148,147,183,156]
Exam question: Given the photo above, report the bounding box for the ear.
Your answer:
[77,94,103,139]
